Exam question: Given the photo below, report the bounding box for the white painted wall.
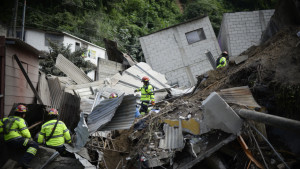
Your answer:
[84,45,106,65]
[25,30,49,51]
[140,16,221,87]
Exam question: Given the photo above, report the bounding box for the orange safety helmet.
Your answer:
[15,104,27,113]
[141,76,150,82]
[48,108,59,116]
[109,93,118,98]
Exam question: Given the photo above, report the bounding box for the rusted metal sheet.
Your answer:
[38,72,52,106]
[218,86,261,108]
[48,77,64,109]
[55,54,93,84]
[59,92,81,131]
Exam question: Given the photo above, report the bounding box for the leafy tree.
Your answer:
[39,41,96,76]
[181,0,225,33]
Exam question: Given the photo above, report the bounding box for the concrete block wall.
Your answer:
[97,58,125,80]
[140,16,221,87]
[218,9,274,57]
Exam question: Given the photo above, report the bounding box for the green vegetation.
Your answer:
[39,41,96,76]
[0,0,277,62]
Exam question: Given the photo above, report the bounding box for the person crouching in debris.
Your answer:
[0,104,39,169]
[216,51,229,68]
[37,108,74,157]
[134,76,155,115]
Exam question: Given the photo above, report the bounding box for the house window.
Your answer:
[185,28,206,44]
[75,42,81,51]
[45,33,63,46]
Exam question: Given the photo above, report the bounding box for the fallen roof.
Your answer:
[55,54,93,84]
[87,94,136,133]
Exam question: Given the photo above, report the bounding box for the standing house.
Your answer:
[139,16,221,87]
[19,29,106,80]
[0,36,40,117]
[218,9,274,57]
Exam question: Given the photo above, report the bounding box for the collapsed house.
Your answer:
[139,16,221,87]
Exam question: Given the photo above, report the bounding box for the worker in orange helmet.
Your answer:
[134,76,155,115]
[109,93,118,99]
[38,108,73,157]
[0,104,39,169]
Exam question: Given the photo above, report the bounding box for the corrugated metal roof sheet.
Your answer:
[87,94,136,133]
[59,92,81,131]
[101,94,136,131]
[87,94,125,134]
[48,77,64,109]
[218,86,261,108]
[55,54,93,84]
[159,120,185,150]
[64,80,105,98]
[38,72,52,106]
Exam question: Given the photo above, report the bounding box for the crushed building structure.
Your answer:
[218,9,274,58]
[139,16,221,87]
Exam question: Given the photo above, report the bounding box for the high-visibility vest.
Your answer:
[217,57,227,68]
[0,116,31,141]
[136,84,155,102]
[38,120,71,147]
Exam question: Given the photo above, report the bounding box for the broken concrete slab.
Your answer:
[234,55,248,64]
[202,92,243,135]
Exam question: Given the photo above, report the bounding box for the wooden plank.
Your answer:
[4,95,34,105]
[5,85,35,97]
[13,54,43,105]
[5,67,39,83]
[6,46,38,67]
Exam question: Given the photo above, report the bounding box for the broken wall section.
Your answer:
[97,58,125,80]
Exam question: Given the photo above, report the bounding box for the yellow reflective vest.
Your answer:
[136,84,155,102]
[0,116,31,141]
[217,57,227,68]
[38,120,71,147]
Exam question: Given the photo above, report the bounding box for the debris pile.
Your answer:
[97,27,300,169]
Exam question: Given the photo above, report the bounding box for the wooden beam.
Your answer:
[13,54,44,105]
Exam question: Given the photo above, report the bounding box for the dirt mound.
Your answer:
[192,27,300,101]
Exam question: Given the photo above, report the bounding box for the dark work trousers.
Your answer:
[47,145,75,158]
[139,101,149,114]
[6,137,39,165]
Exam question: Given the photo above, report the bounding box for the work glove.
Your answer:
[134,89,138,93]
[151,101,155,106]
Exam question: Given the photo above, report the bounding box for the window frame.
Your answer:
[185,28,206,45]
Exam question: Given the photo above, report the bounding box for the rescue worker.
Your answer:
[37,108,72,157]
[109,93,118,98]
[134,76,155,115]
[216,51,229,68]
[0,104,39,169]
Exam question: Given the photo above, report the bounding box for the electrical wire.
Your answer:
[248,122,290,169]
